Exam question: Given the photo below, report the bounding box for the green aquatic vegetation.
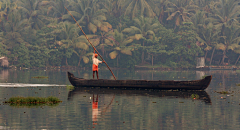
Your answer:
[236,84,240,86]
[191,94,199,99]
[4,96,62,107]
[31,76,48,79]
[66,85,75,90]
[201,75,207,79]
[217,91,231,94]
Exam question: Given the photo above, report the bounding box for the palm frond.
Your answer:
[88,22,97,33]
[109,51,118,59]
[121,48,132,55]
[82,56,89,63]
[167,11,180,20]
[75,42,89,50]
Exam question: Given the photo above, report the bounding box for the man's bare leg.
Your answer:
[96,71,99,79]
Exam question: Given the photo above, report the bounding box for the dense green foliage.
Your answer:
[5,96,62,107]
[0,0,240,68]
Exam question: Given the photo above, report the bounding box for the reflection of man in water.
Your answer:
[92,94,99,125]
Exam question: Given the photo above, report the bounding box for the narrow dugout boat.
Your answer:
[67,72,212,90]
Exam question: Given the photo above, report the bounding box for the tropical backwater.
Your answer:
[0,69,240,129]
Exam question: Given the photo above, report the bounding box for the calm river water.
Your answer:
[0,69,240,130]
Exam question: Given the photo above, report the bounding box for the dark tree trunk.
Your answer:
[117,55,118,67]
[220,50,226,65]
[152,55,153,66]
[158,7,164,24]
[66,57,68,66]
[210,47,215,65]
[78,56,82,66]
[204,51,208,60]
[221,41,229,65]
[234,55,240,65]
[142,41,145,63]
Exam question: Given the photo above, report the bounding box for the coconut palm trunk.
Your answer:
[220,41,229,65]
[152,55,153,66]
[220,50,227,65]
[204,51,208,60]
[235,55,240,65]
[142,41,144,63]
[117,55,119,68]
[210,47,215,65]
[65,57,68,66]
[78,55,82,66]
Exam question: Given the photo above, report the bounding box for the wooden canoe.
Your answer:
[67,72,212,90]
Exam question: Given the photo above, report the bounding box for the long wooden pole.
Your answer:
[64,7,116,80]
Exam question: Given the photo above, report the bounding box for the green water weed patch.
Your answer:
[4,96,62,107]
[31,76,48,79]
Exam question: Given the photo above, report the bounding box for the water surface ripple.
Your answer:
[0,69,239,129]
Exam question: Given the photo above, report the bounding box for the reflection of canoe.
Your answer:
[67,87,212,104]
[67,72,212,90]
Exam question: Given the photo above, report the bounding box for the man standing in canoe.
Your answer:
[92,50,104,79]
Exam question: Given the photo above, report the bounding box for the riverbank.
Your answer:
[134,65,239,71]
[3,65,240,71]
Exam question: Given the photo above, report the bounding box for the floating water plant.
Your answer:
[217,91,231,94]
[66,85,75,90]
[201,75,207,79]
[236,84,240,86]
[31,76,48,79]
[4,96,62,107]
[191,94,199,99]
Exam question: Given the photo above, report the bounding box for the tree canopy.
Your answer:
[0,0,240,68]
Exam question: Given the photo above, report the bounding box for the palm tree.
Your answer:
[216,22,240,65]
[48,0,69,20]
[121,16,161,63]
[0,0,18,30]
[0,31,8,56]
[191,11,207,34]
[191,11,219,65]
[209,0,240,31]
[195,22,219,65]
[119,0,155,19]
[60,0,84,22]
[205,0,240,65]
[78,24,114,56]
[16,0,51,30]
[233,47,240,66]
[67,0,109,34]
[98,0,122,18]
[1,9,31,65]
[0,0,8,24]
[55,22,79,66]
[109,29,135,67]
[2,9,28,49]
[72,40,90,66]
[152,0,171,24]
[74,21,113,65]
[194,0,213,9]
[166,0,198,28]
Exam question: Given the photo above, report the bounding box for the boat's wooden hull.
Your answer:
[67,72,212,90]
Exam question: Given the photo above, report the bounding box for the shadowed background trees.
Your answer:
[0,0,239,68]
